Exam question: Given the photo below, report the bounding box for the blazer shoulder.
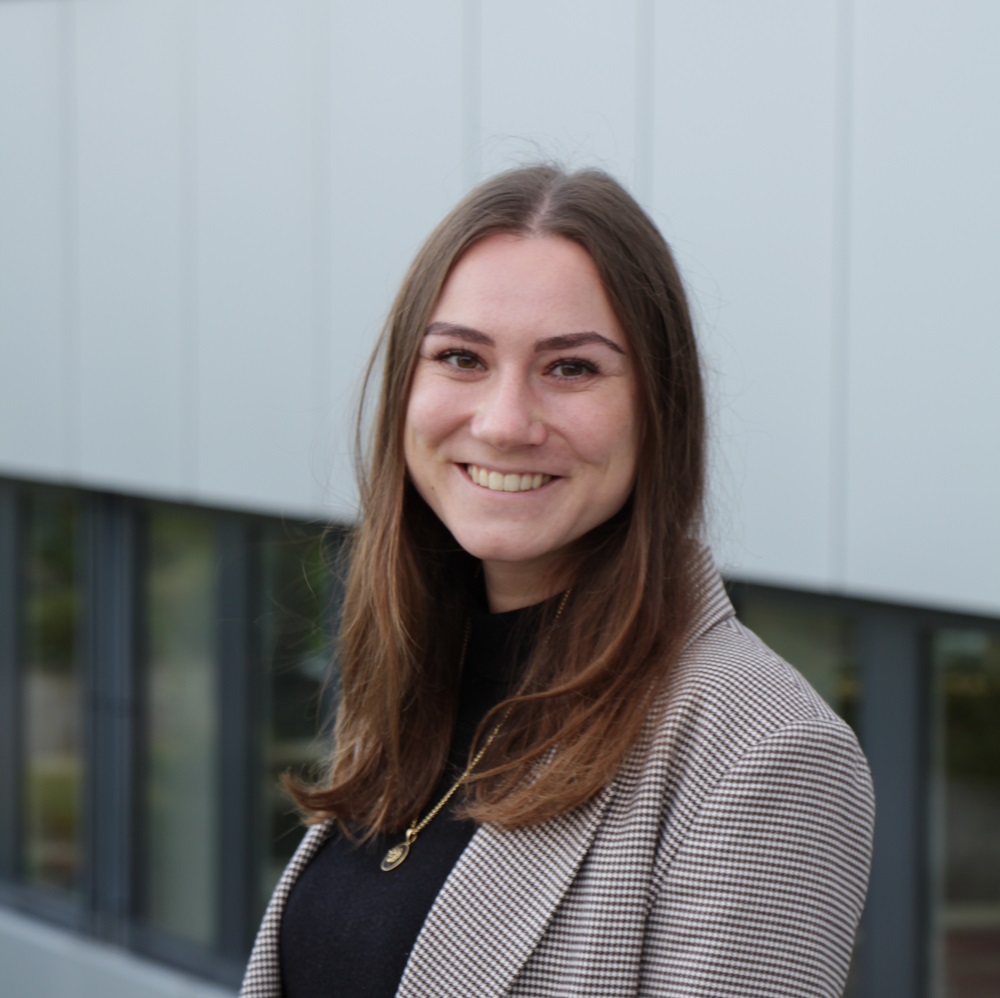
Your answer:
[667,613,851,740]
[667,548,848,750]
[643,613,871,828]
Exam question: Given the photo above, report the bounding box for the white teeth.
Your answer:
[468,465,552,493]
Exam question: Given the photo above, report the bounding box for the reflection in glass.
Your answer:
[255,524,337,916]
[142,509,218,945]
[931,629,1000,997]
[21,489,83,892]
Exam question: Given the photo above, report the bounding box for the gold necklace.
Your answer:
[380,588,571,872]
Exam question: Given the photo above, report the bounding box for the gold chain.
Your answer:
[380,587,571,872]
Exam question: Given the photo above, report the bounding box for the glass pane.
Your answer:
[255,524,337,915]
[141,508,218,945]
[21,488,83,892]
[930,629,1000,997]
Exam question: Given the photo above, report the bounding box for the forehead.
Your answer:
[430,233,626,346]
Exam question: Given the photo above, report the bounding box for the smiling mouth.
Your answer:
[467,464,554,493]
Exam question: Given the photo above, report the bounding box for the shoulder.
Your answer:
[658,603,869,771]
[618,546,872,845]
[667,548,844,715]
[648,546,864,776]
[630,618,874,995]
[668,612,851,746]
[639,609,874,861]
[612,552,873,843]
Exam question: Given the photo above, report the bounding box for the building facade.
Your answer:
[1,1,998,995]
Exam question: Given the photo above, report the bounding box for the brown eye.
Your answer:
[436,349,484,371]
[549,358,599,379]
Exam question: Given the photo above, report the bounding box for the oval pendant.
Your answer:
[380,839,410,872]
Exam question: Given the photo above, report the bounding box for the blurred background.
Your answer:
[1,1,997,995]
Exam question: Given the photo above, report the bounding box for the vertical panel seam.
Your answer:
[462,0,482,187]
[312,0,333,512]
[830,0,854,588]
[179,1,199,495]
[634,0,654,203]
[60,4,80,475]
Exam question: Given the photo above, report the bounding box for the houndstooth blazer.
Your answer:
[241,552,875,997]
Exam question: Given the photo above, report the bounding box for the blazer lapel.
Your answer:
[397,781,615,997]
[240,822,332,997]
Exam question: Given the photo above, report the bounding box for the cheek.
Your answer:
[403,376,436,450]
[402,415,436,509]
[402,387,432,485]
[570,394,640,467]
[611,386,642,468]
[405,376,469,450]
[402,384,458,485]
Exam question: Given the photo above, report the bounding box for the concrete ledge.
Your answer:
[0,908,236,998]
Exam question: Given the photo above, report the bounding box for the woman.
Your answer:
[242,166,874,997]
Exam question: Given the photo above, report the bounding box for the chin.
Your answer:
[457,537,566,576]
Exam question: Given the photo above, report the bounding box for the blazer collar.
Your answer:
[684,544,735,646]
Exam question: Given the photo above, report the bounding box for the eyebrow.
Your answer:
[424,322,626,355]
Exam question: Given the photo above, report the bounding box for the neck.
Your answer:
[482,560,567,613]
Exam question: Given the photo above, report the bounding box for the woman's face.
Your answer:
[403,233,640,612]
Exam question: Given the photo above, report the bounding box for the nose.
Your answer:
[470,371,547,450]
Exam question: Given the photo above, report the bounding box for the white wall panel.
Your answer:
[0,4,69,479]
[479,0,640,184]
[845,1,1000,614]
[194,0,322,514]
[74,2,188,495]
[325,0,467,517]
[651,2,841,589]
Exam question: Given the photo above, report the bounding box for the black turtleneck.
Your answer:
[279,601,538,998]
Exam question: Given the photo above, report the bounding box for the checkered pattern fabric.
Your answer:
[241,551,874,997]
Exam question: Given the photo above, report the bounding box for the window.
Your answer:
[0,479,340,987]
[929,629,1000,996]
[254,523,338,916]
[139,508,219,945]
[20,487,84,895]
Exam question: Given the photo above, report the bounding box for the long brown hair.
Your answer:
[290,165,706,834]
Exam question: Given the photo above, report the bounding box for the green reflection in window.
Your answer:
[931,629,1000,997]
[142,508,218,945]
[255,524,338,915]
[21,489,83,892]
